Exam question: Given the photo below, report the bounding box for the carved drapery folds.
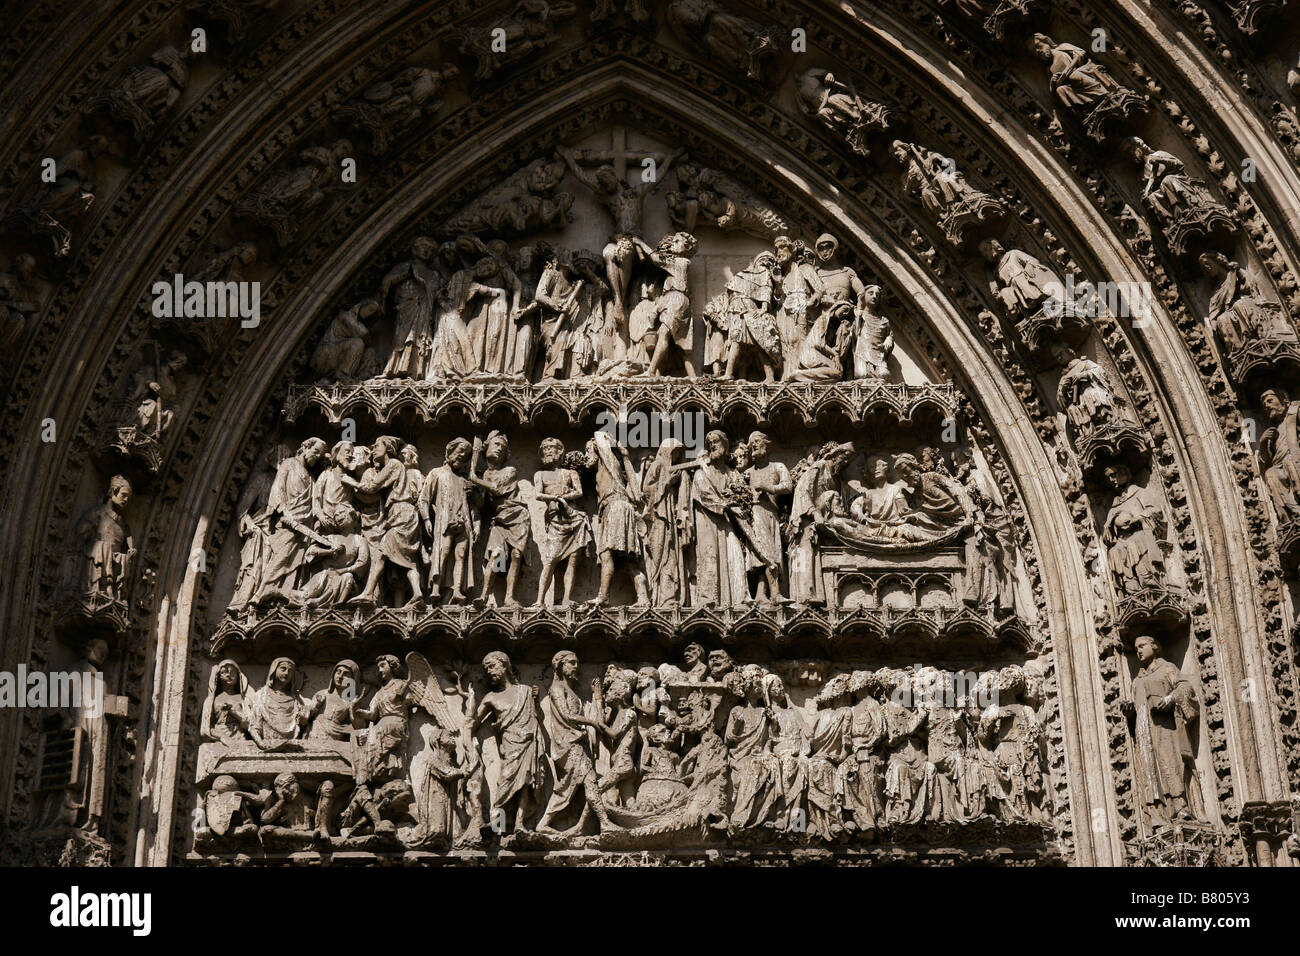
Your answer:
[191,650,1055,857]
[15,0,1300,869]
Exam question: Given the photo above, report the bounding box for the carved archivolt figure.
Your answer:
[891,140,1004,246]
[234,140,352,245]
[336,65,459,153]
[1198,251,1296,353]
[10,137,107,257]
[1101,464,1172,599]
[666,0,776,82]
[0,253,40,356]
[1028,33,1146,138]
[979,238,1066,321]
[1259,388,1300,526]
[125,350,187,440]
[1052,344,1126,445]
[94,45,192,141]
[457,1,577,81]
[1122,636,1206,829]
[796,69,892,158]
[70,474,136,602]
[1121,136,1236,252]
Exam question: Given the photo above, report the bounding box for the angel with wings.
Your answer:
[346,652,461,836]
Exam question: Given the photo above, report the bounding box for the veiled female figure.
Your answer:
[247,657,309,749]
[309,659,361,742]
[201,659,251,744]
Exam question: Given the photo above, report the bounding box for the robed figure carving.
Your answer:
[1121,636,1206,829]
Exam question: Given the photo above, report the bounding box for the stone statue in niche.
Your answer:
[979,238,1087,355]
[420,438,478,604]
[10,136,108,258]
[891,140,1005,248]
[335,65,460,154]
[234,139,352,245]
[441,158,573,238]
[1198,252,1298,380]
[1121,137,1237,255]
[666,0,777,83]
[471,651,545,835]
[254,437,327,601]
[796,69,893,158]
[667,163,789,238]
[379,237,441,380]
[0,253,40,356]
[92,45,193,143]
[533,438,591,607]
[120,349,188,443]
[586,431,650,606]
[186,0,281,42]
[1028,33,1147,141]
[1101,464,1175,602]
[1121,635,1206,829]
[467,432,530,606]
[536,651,619,834]
[311,299,380,383]
[33,638,127,833]
[456,1,577,81]
[1259,388,1300,530]
[67,474,136,604]
[1052,344,1142,461]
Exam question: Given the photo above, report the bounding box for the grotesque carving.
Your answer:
[1028,34,1147,141]
[891,141,1005,247]
[796,69,893,158]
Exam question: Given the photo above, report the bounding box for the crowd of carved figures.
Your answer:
[309,221,896,386]
[224,426,1027,617]
[195,648,1057,850]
